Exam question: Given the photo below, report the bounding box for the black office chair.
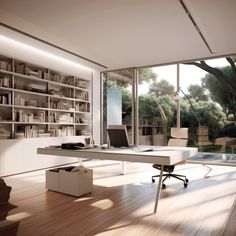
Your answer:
[152,128,189,189]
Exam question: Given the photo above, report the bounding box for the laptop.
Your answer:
[107,125,130,148]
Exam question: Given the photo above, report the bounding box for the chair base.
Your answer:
[152,173,189,188]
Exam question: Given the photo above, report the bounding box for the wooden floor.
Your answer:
[3,160,236,236]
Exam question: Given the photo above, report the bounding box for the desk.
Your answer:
[37,146,198,213]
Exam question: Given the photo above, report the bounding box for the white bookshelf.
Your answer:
[0,55,93,139]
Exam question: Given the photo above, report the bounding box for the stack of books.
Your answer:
[25,83,46,93]
[15,64,42,78]
[75,80,87,88]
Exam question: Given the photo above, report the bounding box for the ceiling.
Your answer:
[0,0,236,71]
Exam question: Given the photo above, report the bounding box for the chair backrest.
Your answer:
[168,128,188,147]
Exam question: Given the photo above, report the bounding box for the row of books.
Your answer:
[0,93,11,105]
[0,60,12,71]
[15,64,42,79]
[50,100,72,110]
[75,91,89,101]
[75,103,90,112]
[50,113,73,123]
[14,94,39,107]
[15,110,46,123]
[0,76,11,87]
[15,126,48,138]
[48,88,74,98]
[49,127,74,137]
[1,62,89,89]
[14,126,90,138]
[45,73,74,86]
[75,117,90,124]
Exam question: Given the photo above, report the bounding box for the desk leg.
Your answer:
[154,165,164,213]
[120,161,127,175]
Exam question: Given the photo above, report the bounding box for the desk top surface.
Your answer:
[38,146,198,166]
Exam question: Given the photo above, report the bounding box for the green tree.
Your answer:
[185,57,236,97]
[202,66,236,119]
[181,99,226,143]
[185,57,236,120]
[139,94,175,129]
[122,88,132,123]
[149,79,175,96]
[187,84,208,102]
[139,68,157,84]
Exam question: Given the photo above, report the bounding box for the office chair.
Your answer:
[152,127,189,189]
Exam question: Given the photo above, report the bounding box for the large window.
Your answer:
[138,65,177,146]
[179,58,236,163]
[101,56,236,165]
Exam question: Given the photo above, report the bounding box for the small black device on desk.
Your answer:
[61,142,85,150]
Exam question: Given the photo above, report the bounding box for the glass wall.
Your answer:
[179,58,236,163]
[102,69,133,144]
[101,56,236,164]
[138,65,177,145]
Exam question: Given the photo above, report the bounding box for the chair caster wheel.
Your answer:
[186,179,189,183]
[184,183,188,188]
[162,184,166,189]
[152,178,155,183]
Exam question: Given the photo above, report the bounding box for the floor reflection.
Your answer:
[189,152,236,165]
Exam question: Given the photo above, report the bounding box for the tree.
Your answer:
[139,68,157,84]
[139,94,175,128]
[181,99,226,143]
[202,66,236,120]
[122,88,132,123]
[149,79,175,96]
[185,57,236,122]
[184,57,236,97]
[187,84,208,102]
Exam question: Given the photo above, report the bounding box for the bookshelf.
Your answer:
[0,55,92,139]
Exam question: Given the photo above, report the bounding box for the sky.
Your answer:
[139,57,229,94]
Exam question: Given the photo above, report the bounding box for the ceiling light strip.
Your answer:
[0,22,107,69]
[179,0,214,54]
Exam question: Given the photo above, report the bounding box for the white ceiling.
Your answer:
[0,0,236,71]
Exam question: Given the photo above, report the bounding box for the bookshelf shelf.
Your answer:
[14,105,49,111]
[0,104,12,108]
[0,121,12,124]
[14,122,49,125]
[0,55,92,139]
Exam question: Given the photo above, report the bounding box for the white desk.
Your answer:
[37,146,198,213]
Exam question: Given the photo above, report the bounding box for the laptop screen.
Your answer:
[107,125,129,147]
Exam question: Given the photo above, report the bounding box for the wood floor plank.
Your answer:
[2,160,236,236]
